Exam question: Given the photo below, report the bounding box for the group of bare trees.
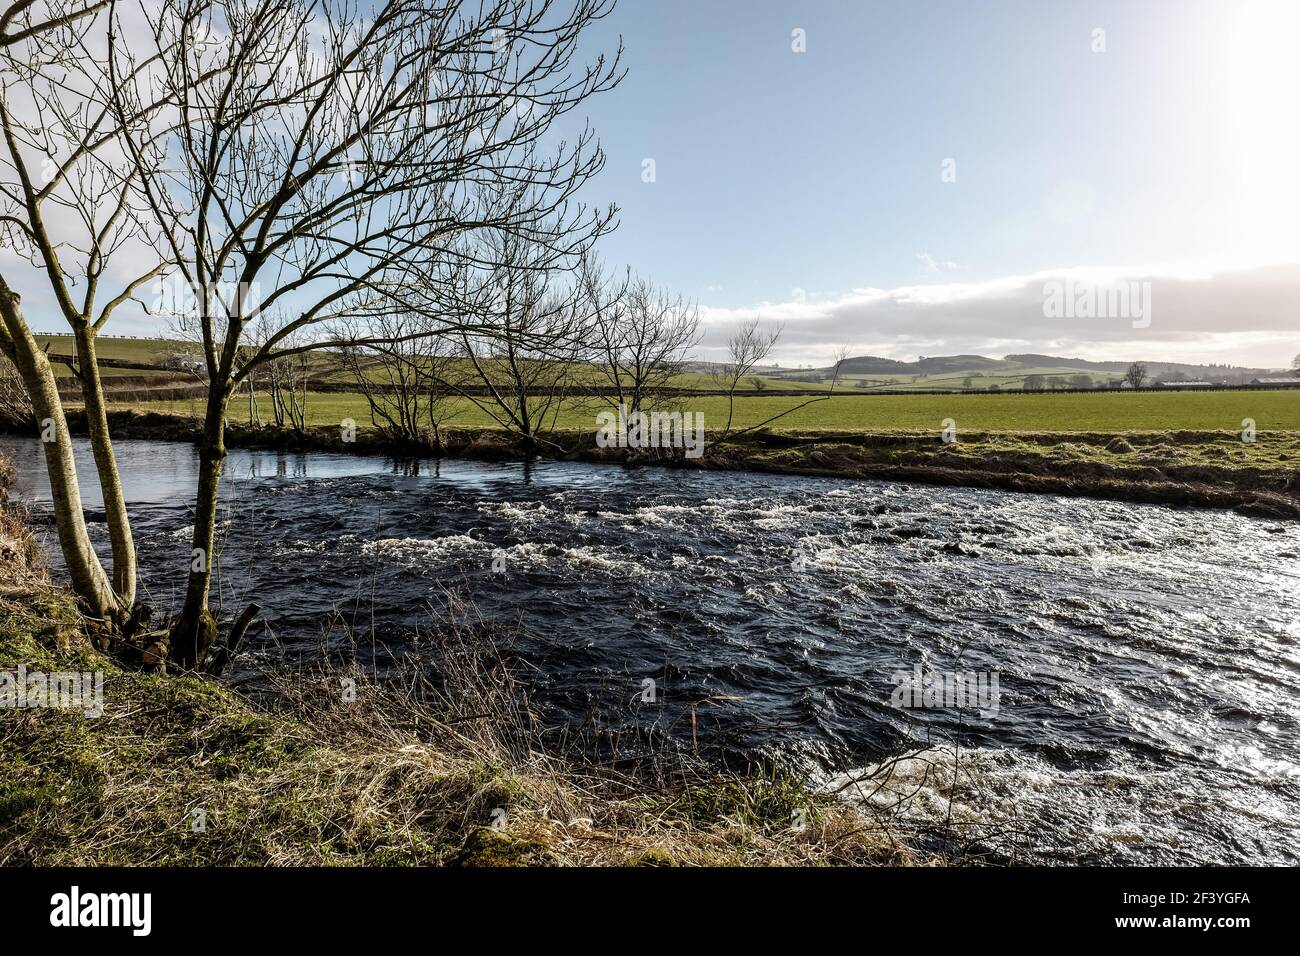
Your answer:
[332,247,705,452]
[334,312,460,447]
[0,0,626,668]
[586,263,700,417]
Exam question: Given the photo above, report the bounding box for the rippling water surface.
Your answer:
[4,435,1298,864]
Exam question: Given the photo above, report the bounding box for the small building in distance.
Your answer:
[1156,380,1214,387]
[160,353,206,374]
[1251,376,1300,387]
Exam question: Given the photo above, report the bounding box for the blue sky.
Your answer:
[571,0,1300,366]
[10,0,1298,368]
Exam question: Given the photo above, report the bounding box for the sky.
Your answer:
[573,0,1300,367]
[8,0,1300,369]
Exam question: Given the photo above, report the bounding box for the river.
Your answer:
[2,434,1298,865]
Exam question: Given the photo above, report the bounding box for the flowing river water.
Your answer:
[3,435,1299,864]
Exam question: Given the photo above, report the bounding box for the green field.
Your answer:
[121,387,1300,436]
[50,334,1100,394]
[35,335,199,378]
[36,335,1296,435]
[40,334,822,391]
[36,335,190,364]
[38,334,1205,397]
[780,366,1114,392]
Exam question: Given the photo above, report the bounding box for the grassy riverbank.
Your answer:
[40,406,1300,520]
[0,461,916,866]
[716,429,1300,518]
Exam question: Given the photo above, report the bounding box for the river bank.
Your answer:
[0,455,920,866]
[24,408,1300,519]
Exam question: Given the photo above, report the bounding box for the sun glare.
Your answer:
[1223,0,1300,261]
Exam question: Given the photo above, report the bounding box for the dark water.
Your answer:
[3,435,1299,865]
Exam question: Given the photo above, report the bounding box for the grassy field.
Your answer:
[35,335,183,362]
[34,335,191,378]
[36,334,1298,435]
[39,334,825,391]
[47,334,1260,397]
[45,334,1109,393]
[308,365,835,391]
[121,387,1300,436]
[787,366,1114,392]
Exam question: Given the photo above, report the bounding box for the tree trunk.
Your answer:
[0,284,121,620]
[71,326,136,607]
[169,386,228,669]
[247,374,260,426]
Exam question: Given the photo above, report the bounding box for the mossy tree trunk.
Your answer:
[169,384,229,669]
[0,282,122,620]
[71,326,135,608]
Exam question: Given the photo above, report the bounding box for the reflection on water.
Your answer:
[2,434,1299,865]
[1,438,559,506]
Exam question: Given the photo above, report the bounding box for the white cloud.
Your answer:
[697,261,1300,369]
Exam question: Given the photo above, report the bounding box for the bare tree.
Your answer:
[0,350,32,427]
[711,319,781,440]
[110,0,622,664]
[252,324,311,433]
[585,263,699,417]
[267,356,309,432]
[1124,362,1147,389]
[239,343,262,427]
[335,313,460,447]
[0,0,188,620]
[710,326,851,444]
[447,230,589,449]
[0,0,110,46]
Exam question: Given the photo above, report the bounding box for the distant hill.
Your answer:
[1001,353,1271,379]
[833,356,912,374]
[836,354,1005,374]
[916,354,1006,374]
[812,353,1277,383]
